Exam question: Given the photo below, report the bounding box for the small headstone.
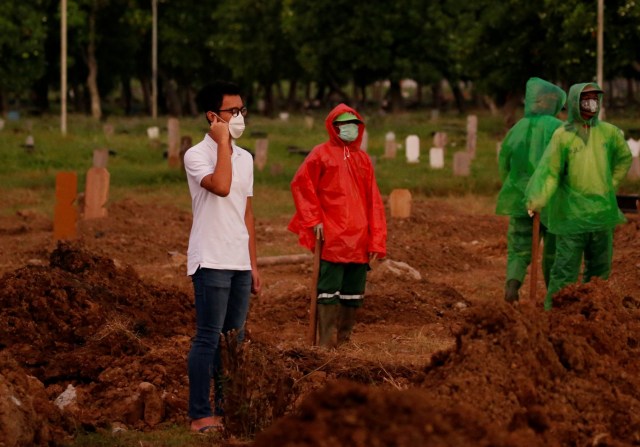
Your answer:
[0,119,4,131]
[405,135,420,163]
[433,132,448,148]
[53,171,78,240]
[7,111,19,121]
[304,115,314,130]
[255,138,269,171]
[257,99,266,113]
[389,189,412,218]
[84,167,110,220]
[361,129,369,152]
[167,118,180,168]
[429,148,444,169]
[92,149,109,168]
[496,141,502,160]
[24,135,35,153]
[430,109,440,121]
[180,136,192,170]
[103,123,115,139]
[147,126,160,140]
[466,115,478,159]
[384,132,396,159]
[453,151,471,177]
[279,112,289,121]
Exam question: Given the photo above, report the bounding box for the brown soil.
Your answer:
[0,197,639,446]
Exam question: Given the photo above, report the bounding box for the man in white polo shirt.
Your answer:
[183,81,261,433]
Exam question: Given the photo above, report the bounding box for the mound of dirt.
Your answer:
[258,279,640,446]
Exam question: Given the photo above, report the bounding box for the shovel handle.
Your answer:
[530,213,541,301]
[308,237,322,346]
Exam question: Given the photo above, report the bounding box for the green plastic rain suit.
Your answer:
[496,78,566,297]
[525,82,632,310]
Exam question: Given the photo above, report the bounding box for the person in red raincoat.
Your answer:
[288,104,387,347]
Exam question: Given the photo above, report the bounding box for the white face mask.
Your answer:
[580,98,599,113]
[228,114,245,139]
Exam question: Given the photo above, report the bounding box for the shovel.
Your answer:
[529,212,541,301]
[308,236,323,346]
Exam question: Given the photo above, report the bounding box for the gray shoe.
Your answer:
[504,279,521,302]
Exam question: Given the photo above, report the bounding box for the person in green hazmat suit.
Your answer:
[525,83,632,310]
[496,77,567,302]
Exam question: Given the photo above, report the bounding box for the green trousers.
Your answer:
[506,216,556,288]
[544,229,613,310]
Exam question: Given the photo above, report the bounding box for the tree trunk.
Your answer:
[387,79,403,112]
[121,76,132,115]
[263,81,274,117]
[451,80,466,115]
[140,76,151,115]
[502,93,521,130]
[86,7,102,120]
[287,78,298,111]
[431,82,442,109]
[0,89,6,116]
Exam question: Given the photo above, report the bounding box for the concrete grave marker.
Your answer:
[0,119,4,131]
[167,118,181,168]
[429,148,444,169]
[24,135,35,153]
[466,115,478,159]
[180,136,192,170]
[433,132,448,149]
[53,172,78,240]
[304,115,314,130]
[389,189,412,218]
[405,135,420,163]
[361,129,369,152]
[279,112,290,121]
[453,151,471,176]
[8,111,19,121]
[496,141,502,160]
[84,167,110,220]
[92,149,109,168]
[627,138,640,157]
[255,138,269,171]
[147,126,159,140]
[384,132,397,159]
[430,109,440,121]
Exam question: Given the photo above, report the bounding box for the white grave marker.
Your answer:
[429,148,444,169]
[405,135,420,163]
[433,132,447,148]
[627,138,640,180]
[279,112,289,121]
[147,126,159,139]
[384,132,397,159]
[304,115,314,129]
[93,149,109,168]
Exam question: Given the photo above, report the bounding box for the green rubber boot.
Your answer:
[504,279,521,303]
[317,304,339,348]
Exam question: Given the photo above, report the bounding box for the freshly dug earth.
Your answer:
[0,198,638,446]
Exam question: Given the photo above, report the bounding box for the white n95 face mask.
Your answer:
[580,99,599,113]
[228,114,245,139]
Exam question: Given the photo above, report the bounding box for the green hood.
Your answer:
[567,82,603,126]
[524,77,566,117]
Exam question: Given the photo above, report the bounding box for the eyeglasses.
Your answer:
[218,106,248,117]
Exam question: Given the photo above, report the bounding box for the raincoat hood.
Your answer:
[325,103,366,149]
[567,82,603,126]
[524,77,566,117]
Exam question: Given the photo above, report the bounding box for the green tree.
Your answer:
[0,0,48,114]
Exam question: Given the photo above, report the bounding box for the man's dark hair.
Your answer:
[196,81,241,122]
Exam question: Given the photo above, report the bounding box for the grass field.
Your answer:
[1,109,638,220]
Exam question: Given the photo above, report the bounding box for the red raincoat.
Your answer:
[288,104,387,263]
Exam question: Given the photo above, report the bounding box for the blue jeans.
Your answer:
[187,268,252,419]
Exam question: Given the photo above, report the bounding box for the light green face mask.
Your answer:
[338,123,359,142]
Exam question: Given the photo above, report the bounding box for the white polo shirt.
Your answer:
[184,134,254,275]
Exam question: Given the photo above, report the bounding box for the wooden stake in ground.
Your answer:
[308,237,323,346]
[530,212,541,301]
